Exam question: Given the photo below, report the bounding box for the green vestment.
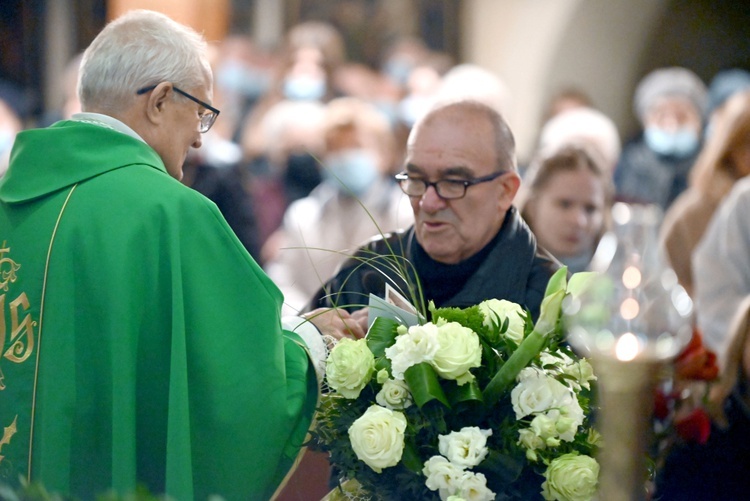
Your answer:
[0,120,318,500]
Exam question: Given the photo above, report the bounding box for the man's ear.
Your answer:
[144,82,173,126]
[498,171,521,211]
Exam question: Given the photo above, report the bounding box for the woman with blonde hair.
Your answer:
[519,144,613,273]
[660,89,750,297]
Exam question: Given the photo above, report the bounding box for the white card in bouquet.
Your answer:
[367,283,422,327]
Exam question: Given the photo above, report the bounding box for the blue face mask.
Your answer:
[323,149,380,197]
[283,75,326,101]
[216,61,269,99]
[644,126,700,158]
[384,58,414,86]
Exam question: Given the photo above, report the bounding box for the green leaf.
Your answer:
[366,317,400,357]
[400,440,424,473]
[404,362,451,408]
[478,450,525,485]
[444,378,483,407]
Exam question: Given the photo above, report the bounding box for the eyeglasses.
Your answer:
[395,170,506,200]
[136,84,220,133]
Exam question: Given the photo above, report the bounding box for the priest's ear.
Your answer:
[143,82,174,126]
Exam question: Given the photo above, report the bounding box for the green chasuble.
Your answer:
[0,120,318,500]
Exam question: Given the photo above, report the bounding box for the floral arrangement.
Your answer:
[309,268,601,501]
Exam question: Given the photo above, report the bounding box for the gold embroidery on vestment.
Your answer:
[0,415,18,465]
[0,244,37,391]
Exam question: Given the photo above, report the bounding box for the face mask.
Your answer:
[384,57,414,86]
[0,129,14,157]
[323,149,379,197]
[283,75,326,101]
[644,126,700,158]
[216,61,269,99]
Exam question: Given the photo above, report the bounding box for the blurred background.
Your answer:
[2,0,749,162]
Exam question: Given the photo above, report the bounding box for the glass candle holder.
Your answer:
[564,202,693,500]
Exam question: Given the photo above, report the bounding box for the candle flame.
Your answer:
[615,332,640,361]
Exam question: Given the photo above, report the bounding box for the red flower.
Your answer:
[674,408,712,444]
[675,330,719,381]
[653,388,671,420]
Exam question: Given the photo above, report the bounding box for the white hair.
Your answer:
[538,107,621,172]
[78,10,211,113]
[432,64,512,117]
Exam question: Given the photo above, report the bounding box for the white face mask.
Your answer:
[0,128,15,157]
[323,149,380,197]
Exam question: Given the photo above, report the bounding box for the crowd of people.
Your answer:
[2,7,750,500]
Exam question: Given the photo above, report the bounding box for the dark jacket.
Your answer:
[614,133,699,210]
[306,207,560,319]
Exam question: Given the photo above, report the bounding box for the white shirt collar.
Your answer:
[70,112,146,143]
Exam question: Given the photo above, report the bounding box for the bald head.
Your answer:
[410,100,517,173]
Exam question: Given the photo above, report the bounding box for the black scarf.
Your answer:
[411,227,502,307]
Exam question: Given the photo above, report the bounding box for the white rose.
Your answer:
[458,471,496,501]
[385,323,440,379]
[438,427,492,468]
[376,378,413,410]
[572,358,597,390]
[530,414,557,441]
[348,405,407,473]
[478,299,526,344]
[511,371,565,419]
[558,402,585,441]
[541,453,599,501]
[430,322,482,385]
[517,428,545,462]
[423,455,464,498]
[511,370,577,420]
[540,350,597,391]
[326,338,375,399]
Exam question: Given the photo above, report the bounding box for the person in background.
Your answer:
[0,10,351,499]
[541,86,594,122]
[432,64,513,120]
[660,90,750,298]
[179,40,265,261]
[240,21,346,162]
[535,106,622,175]
[212,34,273,143]
[661,180,750,500]
[703,68,750,135]
[0,97,22,177]
[693,172,750,370]
[519,145,613,273]
[247,99,327,261]
[265,97,412,314]
[615,67,707,210]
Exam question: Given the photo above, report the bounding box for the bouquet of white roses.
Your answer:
[309,268,601,501]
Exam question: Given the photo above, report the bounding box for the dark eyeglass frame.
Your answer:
[136,84,220,133]
[394,170,506,200]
